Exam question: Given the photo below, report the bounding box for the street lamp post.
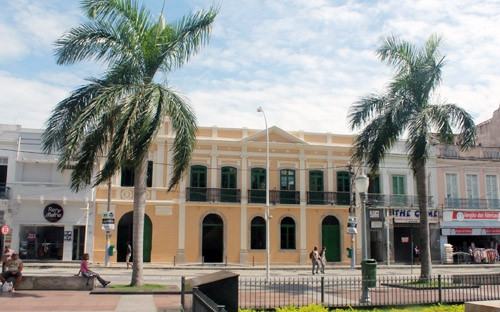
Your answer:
[355,173,370,304]
[257,106,270,282]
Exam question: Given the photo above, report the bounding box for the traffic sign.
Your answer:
[1,225,9,235]
[102,212,115,231]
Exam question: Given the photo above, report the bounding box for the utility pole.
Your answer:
[348,162,356,268]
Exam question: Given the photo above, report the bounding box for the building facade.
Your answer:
[0,124,94,261]
[437,106,500,263]
[92,121,363,264]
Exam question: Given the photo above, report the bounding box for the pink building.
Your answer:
[437,106,500,263]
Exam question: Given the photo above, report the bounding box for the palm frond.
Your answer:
[158,5,219,71]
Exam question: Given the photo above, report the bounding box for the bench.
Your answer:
[6,275,96,290]
[465,300,500,312]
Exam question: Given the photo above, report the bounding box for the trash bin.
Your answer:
[347,247,352,259]
[108,244,115,256]
[361,259,377,288]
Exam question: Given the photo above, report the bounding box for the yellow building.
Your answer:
[93,120,358,265]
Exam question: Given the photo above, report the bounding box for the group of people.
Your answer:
[1,245,23,292]
[310,246,327,275]
[0,244,114,292]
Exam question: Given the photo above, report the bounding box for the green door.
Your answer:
[221,166,237,202]
[322,216,340,262]
[190,165,207,201]
[250,168,266,203]
[337,171,350,205]
[117,212,152,262]
[309,170,324,204]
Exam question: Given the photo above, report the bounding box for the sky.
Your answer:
[1,0,499,135]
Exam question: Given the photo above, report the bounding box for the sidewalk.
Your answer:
[2,262,500,311]
[0,290,183,312]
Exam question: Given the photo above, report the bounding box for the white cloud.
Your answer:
[1,0,499,137]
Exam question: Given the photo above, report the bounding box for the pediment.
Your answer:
[243,126,308,145]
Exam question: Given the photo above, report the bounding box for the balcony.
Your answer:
[307,191,347,205]
[186,187,241,203]
[248,190,300,205]
[444,197,500,209]
[0,186,10,200]
[367,194,435,208]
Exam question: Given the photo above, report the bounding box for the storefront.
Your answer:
[10,201,92,261]
[392,208,439,263]
[440,210,500,263]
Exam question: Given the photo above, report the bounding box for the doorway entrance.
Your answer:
[117,212,152,262]
[202,213,223,263]
[322,216,341,262]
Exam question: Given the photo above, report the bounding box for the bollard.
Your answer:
[181,276,185,308]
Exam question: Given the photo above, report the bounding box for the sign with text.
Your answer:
[43,203,64,222]
[347,216,357,234]
[1,225,9,235]
[102,212,115,231]
[393,209,439,223]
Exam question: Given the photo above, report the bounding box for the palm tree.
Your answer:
[42,0,218,286]
[348,34,476,280]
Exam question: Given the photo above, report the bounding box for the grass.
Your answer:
[108,284,167,291]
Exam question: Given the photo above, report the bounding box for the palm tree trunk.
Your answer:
[415,160,432,281]
[130,157,147,286]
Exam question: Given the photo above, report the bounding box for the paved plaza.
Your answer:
[1,262,500,311]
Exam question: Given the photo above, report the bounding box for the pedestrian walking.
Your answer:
[320,247,326,273]
[310,246,320,275]
[126,241,132,269]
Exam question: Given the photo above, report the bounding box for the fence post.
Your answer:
[321,276,325,304]
[438,274,442,304]
[181,276,185,309]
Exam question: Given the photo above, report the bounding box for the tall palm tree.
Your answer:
[42,0,218,286]
[348,34,476,280]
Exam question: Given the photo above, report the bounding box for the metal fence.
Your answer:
[239,274,500,309]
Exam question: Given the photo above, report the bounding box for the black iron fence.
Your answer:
[239,274,500,309]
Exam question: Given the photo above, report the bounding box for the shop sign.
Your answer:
[483,228,500,234]
[1,225,9,235]
[452,228,473,235]
[401,237,409,243]
[64,231,72,241]
[102,212,115,231]
[451,211,500,221]
[393,209,439,223]
[43,203,64,222]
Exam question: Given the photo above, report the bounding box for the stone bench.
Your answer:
[465,300,500,312]
[6,275,96,291]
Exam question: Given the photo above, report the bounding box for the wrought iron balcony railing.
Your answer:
[366,194,434,207]
[0,186,11,200]
[186,187,241,203]
[247,190,300,205]
[444,197,500,209]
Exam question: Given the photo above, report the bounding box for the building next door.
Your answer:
[202,213,223,263]
[117,212,152,262]
[322,216,341,262]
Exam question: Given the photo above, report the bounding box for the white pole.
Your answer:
[257,106,270,282]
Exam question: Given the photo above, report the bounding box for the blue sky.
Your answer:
[1,0,499,134]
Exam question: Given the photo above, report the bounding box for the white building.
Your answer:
[0,124,95,261]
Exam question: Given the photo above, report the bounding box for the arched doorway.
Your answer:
[117,212,152,262]
[322,216,341,262]
[202,213,223,263]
